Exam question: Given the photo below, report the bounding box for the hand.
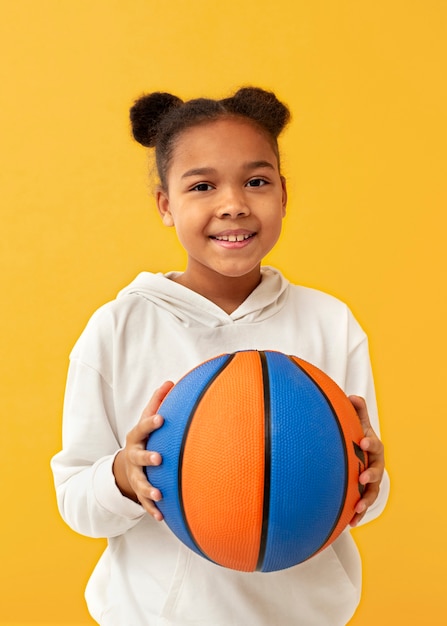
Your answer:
[348,395,385,527]
[113,381,174,521]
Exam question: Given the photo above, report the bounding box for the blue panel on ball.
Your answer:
[145,354,231,560]
[260,352,346,572]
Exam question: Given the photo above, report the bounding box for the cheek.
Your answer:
[273,220,284,243]
[267,207,285,232]
[265,211,285,247]
[171,216,202,249]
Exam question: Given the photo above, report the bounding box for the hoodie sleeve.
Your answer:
[343,315,390,526]
[51,308,146,539]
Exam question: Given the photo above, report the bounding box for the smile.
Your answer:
[211,233,255,242]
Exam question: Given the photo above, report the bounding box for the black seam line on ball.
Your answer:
[178,353,236,564]
[287,356,349,555]
[256,351,272,571]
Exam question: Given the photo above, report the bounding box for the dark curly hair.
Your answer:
[129,87,291,189]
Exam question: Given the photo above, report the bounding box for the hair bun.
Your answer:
[130,92,183,147]
[223,87,290,137]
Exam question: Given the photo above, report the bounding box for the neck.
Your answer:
[172,266,262,314]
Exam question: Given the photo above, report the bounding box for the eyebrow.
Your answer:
[181,167,217,179]
[181,160,276,179]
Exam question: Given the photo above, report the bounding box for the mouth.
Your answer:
[210,232,255,242]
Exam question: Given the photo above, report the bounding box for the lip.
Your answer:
[209,229,256,242]
[209,230,256,249]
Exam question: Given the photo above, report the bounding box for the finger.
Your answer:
[127,448,162,468]
[132,475,164,521]
[359,464,383,487]
[359,433,383,458]
[140,497,164,521]
[348,395,374,437]
[127,466,163,505]
[350,484,380,527]
[350,510,366,527]
[128,381,173,443]
[142,381,175,419]
[132,474,162,503]
[352,488,379,520]
[350,458,383,527]
[127,413,165,447]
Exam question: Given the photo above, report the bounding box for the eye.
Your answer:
[246,178,268,188]
[191,182,213,192]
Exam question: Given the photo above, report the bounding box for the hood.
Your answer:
[117,266,290,328]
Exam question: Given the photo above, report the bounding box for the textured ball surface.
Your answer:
[145,350,367,572]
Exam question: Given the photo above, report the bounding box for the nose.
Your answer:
[216,186,250,218]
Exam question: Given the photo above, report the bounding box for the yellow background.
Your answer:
[1,0,446,624]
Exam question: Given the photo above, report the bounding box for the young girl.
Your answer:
[51,87,389,625]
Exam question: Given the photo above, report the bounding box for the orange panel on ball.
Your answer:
[181,351,266,571]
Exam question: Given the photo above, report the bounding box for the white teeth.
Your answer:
[215,234,251,242]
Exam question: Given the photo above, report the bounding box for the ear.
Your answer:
[280,176,287,217]
[156,187,175,227]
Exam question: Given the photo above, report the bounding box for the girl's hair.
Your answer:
[129,87,290,189]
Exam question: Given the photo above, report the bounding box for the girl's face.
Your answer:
[156,117,287,293]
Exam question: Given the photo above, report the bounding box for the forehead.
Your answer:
[169,117,280,173]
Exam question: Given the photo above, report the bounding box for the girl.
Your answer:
[51,87,389,625]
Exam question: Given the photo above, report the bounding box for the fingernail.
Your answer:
[150,453,160,465]
[154,414,163,426]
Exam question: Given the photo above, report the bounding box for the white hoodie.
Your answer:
[51,267,389,626]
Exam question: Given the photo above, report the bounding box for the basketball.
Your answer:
[145,350,367,572]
